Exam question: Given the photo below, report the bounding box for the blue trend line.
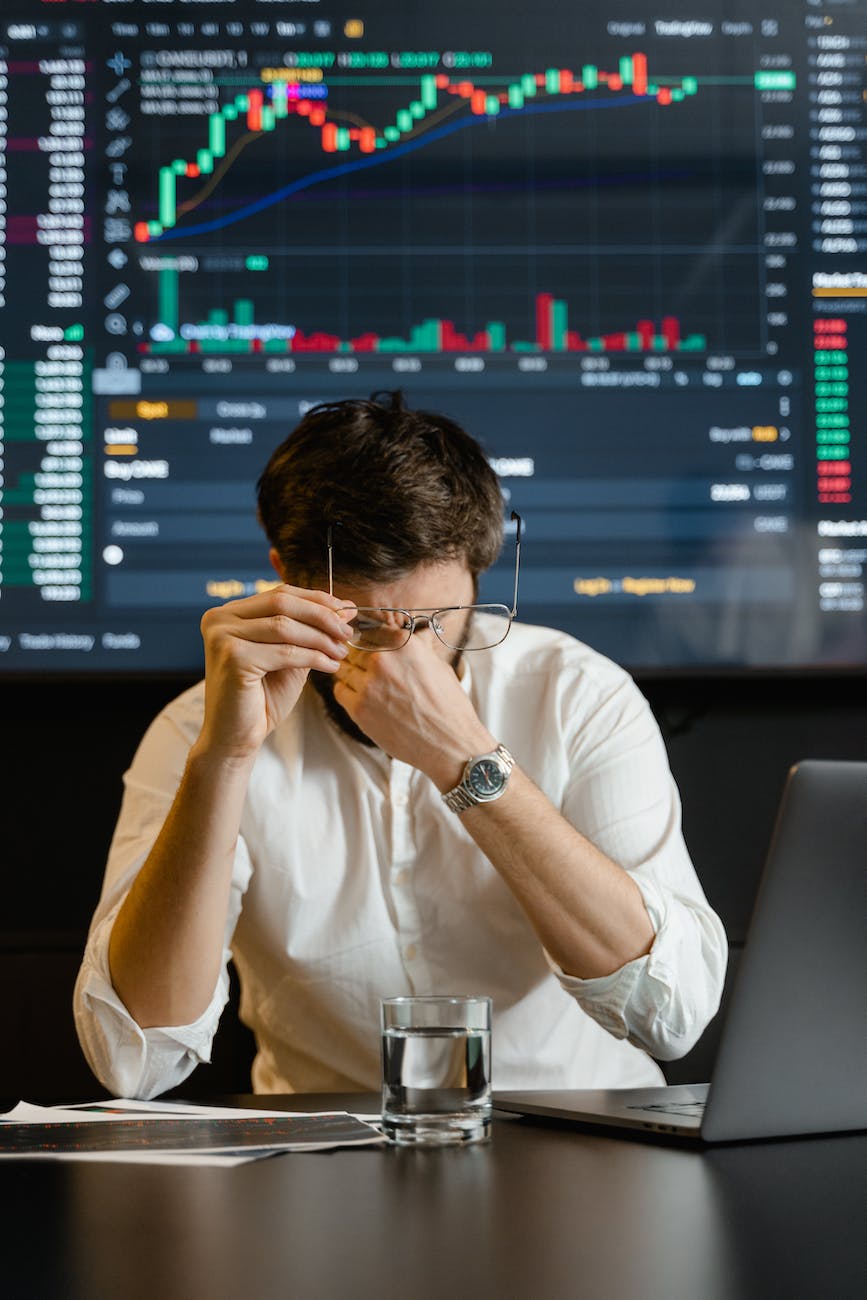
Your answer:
[152,94,649,242]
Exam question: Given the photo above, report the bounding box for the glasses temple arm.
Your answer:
[510,511,522,617]
[326,525,334,597]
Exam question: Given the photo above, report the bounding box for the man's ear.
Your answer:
[269,548,286,581]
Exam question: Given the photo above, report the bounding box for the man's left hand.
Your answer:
[332,630,495,791]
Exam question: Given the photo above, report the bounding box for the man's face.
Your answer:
[309,559,476,746]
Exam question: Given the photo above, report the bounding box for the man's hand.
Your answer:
[197,586,355,761]
[108,583,355,1030]
[332,629,496,790]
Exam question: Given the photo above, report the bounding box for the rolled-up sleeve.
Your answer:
[547,673,728,1060]
[73,699,252,1098]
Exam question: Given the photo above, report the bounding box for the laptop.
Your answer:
[495,759,867,1142]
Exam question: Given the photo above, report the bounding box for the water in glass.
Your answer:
[381,1024,491,1145]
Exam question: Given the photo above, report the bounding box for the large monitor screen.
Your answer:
[1,0,865,674]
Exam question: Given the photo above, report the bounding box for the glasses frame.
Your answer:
[325,511,523,653]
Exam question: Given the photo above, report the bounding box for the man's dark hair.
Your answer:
[256,391,504,584]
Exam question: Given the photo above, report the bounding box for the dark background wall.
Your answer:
[2,672,865,1101]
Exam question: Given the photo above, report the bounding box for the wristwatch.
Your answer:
[442,743,515,814]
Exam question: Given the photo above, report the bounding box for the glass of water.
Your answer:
[380,994,492,1146]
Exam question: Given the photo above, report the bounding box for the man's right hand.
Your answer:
[109,585,354,1030]
[196,585,355,760]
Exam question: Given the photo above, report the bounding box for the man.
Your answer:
[75,391,726,1099]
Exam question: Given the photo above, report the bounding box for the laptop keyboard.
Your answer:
[627,1100,707,1118]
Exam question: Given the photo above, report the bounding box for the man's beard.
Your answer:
[309,643,466,750]
[308,670,378,747]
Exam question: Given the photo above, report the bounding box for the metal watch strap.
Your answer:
[442,744,514,814]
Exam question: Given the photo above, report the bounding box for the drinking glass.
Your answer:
[380,995,492,1146]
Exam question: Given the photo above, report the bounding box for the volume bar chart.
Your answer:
[144,276,706,355]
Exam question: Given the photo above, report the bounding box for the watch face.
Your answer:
[467,757,506,799]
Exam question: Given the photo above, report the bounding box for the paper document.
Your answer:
[0,1099,385,1165]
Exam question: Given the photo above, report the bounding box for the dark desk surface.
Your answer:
[3,1094,865,1300]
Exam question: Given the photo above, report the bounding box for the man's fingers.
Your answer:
[226,638,348,676]
[276,584,358,625]
[205,584,353,622]
[203,589,355,647]
[224,613,349,656]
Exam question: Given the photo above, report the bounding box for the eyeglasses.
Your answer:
[326,512,522,653]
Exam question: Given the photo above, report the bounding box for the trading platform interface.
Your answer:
[1,0,865,672]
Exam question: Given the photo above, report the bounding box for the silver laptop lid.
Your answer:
[701,759,867,1142]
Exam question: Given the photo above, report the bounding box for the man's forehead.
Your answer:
[337,559,474,605]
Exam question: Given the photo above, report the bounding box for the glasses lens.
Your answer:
[433,605,512,651]
[346,608,412,651]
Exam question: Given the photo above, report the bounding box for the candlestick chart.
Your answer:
[129,42,773,359]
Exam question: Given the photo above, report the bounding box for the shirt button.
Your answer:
[405,944,418,961]
[393,791,409,808]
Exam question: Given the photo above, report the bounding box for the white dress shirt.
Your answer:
[74,619,727,1100]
